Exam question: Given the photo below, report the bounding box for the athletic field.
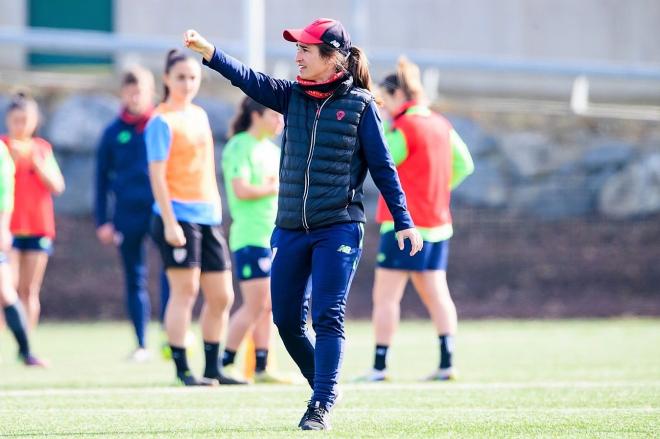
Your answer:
[1,319,658,437]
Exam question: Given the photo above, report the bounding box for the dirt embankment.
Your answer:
[39,208,660,321]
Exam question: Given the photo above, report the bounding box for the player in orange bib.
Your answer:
[146,50,238,386]
[1,92,65,332]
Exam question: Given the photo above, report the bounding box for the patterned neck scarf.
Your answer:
[296,71,347,99]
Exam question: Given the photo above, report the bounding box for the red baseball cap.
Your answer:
[283,18,351,56]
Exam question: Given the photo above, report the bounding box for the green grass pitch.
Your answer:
[1,319,658,437]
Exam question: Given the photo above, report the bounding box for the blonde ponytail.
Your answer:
[380,56,426,103]
[396,57,425,102]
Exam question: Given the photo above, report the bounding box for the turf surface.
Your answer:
[1,319,658,437]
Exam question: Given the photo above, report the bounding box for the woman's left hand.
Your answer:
[396,228,423,256]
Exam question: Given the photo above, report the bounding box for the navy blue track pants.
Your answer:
[117,225,170,348]
[270,222,363,406]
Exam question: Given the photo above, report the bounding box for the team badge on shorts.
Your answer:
[173,248,187,263]
[257,257,272,273]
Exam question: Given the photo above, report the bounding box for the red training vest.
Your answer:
[376,101,453,228]
[1,135,56,238]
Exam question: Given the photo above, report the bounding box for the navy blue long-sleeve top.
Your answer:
[203,48,413,231]
[94,117,155,232]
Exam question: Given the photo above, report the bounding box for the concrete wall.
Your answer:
[0,0,26,69]
[114,0,660,64]
[1,0,658,65]
[1,0,659,100]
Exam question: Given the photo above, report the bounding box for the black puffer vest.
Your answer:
[276,75,373,230]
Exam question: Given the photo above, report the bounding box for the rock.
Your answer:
[194,98,235,142]
[497,132,582,179]
[445,115,498,157]
[509,172,595,220]
[46,94,119,153]
[452,157,508,208]
[0,95,9,133]
[53,152,95,215]
[581,141,635,173]
[598,154,660,218]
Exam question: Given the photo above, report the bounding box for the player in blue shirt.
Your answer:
[95,67,170,362]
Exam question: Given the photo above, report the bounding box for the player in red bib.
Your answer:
[356,58,474,382]
[2,92,65,332]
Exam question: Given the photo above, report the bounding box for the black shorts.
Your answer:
[151,215,231,272]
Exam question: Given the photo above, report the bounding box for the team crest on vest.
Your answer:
[336,110,345,121]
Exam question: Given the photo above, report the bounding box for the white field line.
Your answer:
[1,381,659,398]
[0,407,657,414]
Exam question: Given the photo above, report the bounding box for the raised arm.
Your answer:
[358,100,422,255]
[184,29,292,114]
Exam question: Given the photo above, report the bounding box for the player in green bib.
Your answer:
[220,97,288,383]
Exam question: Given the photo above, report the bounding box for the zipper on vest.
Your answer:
[302,95,333,230]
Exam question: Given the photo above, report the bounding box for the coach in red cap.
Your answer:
[184,19,422,431]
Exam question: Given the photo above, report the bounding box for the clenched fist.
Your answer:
[183,29,215,61]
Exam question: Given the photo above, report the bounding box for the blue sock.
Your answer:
[4,302,30,358]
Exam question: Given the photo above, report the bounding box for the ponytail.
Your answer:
[379,56,425,102]
[319,43,374,92]
[162,49,190,102]
[229,97,268,137]
[346,46,373,91]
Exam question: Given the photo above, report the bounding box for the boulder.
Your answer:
[46,94,119,153]
[452,157,508,208]
[598,154,660,218]
[580,141,635,173]
[509,172,594,220]
[445,115,498,157]
[53,152,95,215]
[497,132,582,179]
[0,95,9,133]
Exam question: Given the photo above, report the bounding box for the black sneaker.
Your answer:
[299,401,331,431]
[298,405,310,428]
[215,372,248,385]
[177,371,202,386]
